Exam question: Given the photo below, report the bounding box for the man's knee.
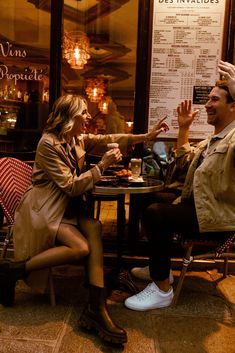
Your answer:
[143,203,175,232]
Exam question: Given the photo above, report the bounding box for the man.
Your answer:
[131,60,235,282]
[105,100,125,133]
[125,65,235,311]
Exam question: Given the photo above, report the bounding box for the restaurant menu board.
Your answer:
[148,0,227,139]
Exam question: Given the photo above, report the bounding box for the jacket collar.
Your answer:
[197,120,235,150]
[44,133,85,159]
[212,120,235,140]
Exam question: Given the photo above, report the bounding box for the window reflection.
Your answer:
[0,0,50,152]
[62,0,138,134]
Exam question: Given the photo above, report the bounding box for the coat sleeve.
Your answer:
[83,133,133,155]
[35,137,99,197]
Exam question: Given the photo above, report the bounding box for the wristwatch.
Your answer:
[97,160,105,174]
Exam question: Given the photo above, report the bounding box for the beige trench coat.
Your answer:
[13,132,132,292]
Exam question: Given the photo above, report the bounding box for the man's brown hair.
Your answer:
[215,80,235,103]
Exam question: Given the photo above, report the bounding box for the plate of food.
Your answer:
[113,168,132,178]
[127,176,145,185]
[96,175,117,186]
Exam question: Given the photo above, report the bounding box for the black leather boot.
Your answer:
[0,259,26,307]
[78,284,127,344]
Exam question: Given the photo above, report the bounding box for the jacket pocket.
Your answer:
[209,143,228,155]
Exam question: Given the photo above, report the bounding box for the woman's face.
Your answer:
[71,102,91,135]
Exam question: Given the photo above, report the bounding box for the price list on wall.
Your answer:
[148,0,227,139]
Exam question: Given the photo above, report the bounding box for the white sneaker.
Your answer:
[124,282,174,311]
[131,266,174,284]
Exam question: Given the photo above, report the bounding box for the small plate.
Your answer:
[96,176,117,186]
[128,176,144,185]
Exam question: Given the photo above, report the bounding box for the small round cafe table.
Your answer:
[94,177,164,267]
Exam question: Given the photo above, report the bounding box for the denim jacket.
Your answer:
[174,125,235,232]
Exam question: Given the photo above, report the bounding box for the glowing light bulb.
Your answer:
[93,87,97,97]
[74,46,81,64]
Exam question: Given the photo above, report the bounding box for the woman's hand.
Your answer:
[100,148,123,170]
[146,116,169,141]
[218,60,235,100]
[177,99,199,131]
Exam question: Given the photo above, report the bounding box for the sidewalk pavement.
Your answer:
[0,265,234,353]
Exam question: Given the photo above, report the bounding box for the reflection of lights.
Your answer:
[98,96,113,114]
[85,78,106,103]
[43,90,49,102]
[126,121,133,127]
[63,31,90,70]
[7,117,16,123]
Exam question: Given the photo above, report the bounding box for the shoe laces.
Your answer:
[135,283,156,301]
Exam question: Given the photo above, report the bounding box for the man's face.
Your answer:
[205,86,233,127]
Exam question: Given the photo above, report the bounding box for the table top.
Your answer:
[94,177,164,195]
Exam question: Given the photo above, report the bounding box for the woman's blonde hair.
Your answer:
[44,94,87,140]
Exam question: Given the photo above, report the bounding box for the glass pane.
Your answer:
[62,0,138,134]
[0,0,50,152]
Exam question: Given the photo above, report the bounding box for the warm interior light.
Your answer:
[98,96,113,114]
[93,87,97,97]
[74,45,81,61]
[126,121,133,127]
[85,78,106,103]
[63,31,90,70]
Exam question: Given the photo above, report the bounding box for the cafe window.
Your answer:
[62,0,138,134]
[0,0,50,152]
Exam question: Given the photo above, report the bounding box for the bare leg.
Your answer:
[76,216,104,287]
[25,223,89,272]
[155,279,170,292]
[76,217,127,344]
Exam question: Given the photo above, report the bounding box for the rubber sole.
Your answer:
[79,313,127,344]
[124,300,172,311]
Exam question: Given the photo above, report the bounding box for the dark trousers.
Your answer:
[143,201,230,282]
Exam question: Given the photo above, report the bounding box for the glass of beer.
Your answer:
[130,158,142,179]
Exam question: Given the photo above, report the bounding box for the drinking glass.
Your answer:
[107,143,119,150]
[130,158,142,179]
[107,143,119,167]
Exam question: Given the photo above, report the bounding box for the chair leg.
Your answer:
[222,257,229,278]
[95,200,101,220]
[171,245,193,306]
[1,227,11,259]
[49,269,56,306]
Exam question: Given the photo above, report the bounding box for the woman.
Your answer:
[0,95,168,344]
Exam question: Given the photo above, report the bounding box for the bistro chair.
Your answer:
[171,232,235,306]
[0,157,56,306]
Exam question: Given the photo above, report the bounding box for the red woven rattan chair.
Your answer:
[0,157,32,258]
[0,157,55,306]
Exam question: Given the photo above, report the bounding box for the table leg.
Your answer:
[116,194,126,268]
[128,194,141,253]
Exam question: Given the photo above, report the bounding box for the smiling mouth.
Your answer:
[206,110,215,115]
